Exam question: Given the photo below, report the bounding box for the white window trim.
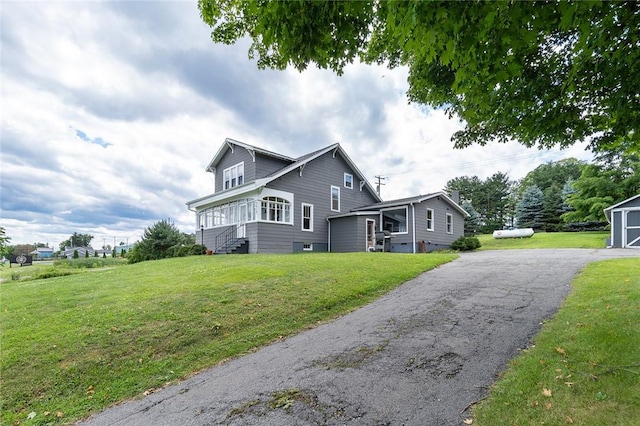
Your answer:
[446,213,453,234]
[303,243,313,251]
[223,162,244,190]
[426,208,434,231]
[331,185,340,212]
[380,206,409,235]
[301,203,314,232]
[344,173,353,189]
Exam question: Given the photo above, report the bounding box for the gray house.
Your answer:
[604,194,640,248]
[186,138,467,254]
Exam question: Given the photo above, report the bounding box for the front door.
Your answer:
[366,219,376,251]
[238,203,247,238]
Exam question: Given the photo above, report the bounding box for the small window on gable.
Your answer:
[344,173,353,189]
[426,208,434,231]
[446,213,453,234]
[223,162,244,190]
[331,186,340,212]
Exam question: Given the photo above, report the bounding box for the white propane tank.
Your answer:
[492,228,535,239]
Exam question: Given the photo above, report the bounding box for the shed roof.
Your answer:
[604,193,640,222]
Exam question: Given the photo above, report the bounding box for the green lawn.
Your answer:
[473,258,640,425]
[477,231,609,250]
[0,252,456,425]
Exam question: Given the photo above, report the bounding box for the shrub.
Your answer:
[54,258,126,269]
[450,236,482,251]
[73,250,79,259]
[34,267,74,280]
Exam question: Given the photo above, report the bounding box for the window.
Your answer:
[446,213,453,234]
[303,243,313,251]
[382,207,408,234]
[261,196,291,223]
[426,208,434,231]
[331,186,340,211]
[344,173,353,189]
[223,162,244,190]
[302,203,314,231]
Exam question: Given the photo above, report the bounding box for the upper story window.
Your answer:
[344,173,353,189]
[302,203,314,231]
[223,162,244,190]
[426,208,434,231]
[446,213,453,234]
[331,186,340,212]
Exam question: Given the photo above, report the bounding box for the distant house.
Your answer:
[604,194,640,248]
[30,247,55,259]
[186,138,467,254]
[61,246,97,258]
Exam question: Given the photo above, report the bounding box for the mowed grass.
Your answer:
[477,231,609,250]
[473,258,640,425]
[0,252,456,425]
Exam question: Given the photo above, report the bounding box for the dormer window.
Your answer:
[223,162,244,190]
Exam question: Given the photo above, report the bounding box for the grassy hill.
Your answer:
[1,252,456,425]
[477,231,609,250]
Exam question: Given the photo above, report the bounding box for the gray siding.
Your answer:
[200,225,234,251]
[382,198,465,252]
[254,222,294,253]
[413,198,465,251]
[267,150,380,250]
[610,197,640,248]
[255,153,291,178]
[214,148,293,193]
[214,147,256,193]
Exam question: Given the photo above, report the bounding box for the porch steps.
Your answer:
[214,239,249,254]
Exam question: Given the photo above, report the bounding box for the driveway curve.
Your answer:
[81,249,639,426]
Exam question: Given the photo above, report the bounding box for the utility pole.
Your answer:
[374,175,386,197]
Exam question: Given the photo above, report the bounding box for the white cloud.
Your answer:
[0,1,594,247]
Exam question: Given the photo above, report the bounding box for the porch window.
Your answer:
[446,213,453,234]
[331,186,340,211]
[426,208,434,231]
[344,173,353,189]
[223,162,244,190]
[261,196,291,224]
[382,207,408,234]
[302,203,313,231]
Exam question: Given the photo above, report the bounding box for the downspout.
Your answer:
[326,217,331,252]
[411,203,416,254]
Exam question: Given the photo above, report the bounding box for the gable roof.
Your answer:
[205,138,295,173]
[354,192,470,217]
[604,193,640,222]
[187,140,382,209]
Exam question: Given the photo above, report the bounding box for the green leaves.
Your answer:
[197,0,640,156]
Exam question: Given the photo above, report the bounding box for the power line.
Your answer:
[374,175,386,196]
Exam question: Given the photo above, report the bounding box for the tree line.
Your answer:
[446,153,639,234]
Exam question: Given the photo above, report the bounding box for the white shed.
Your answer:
[604,194,640,248]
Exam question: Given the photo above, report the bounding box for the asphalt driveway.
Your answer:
[80,249,639,426]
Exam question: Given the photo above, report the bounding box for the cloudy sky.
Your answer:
[1,1,593,249]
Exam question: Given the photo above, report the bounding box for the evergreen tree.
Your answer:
[127,218,188,264]
[461,201,481,235]
[542,183,563,232]
[516,186,544,229]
